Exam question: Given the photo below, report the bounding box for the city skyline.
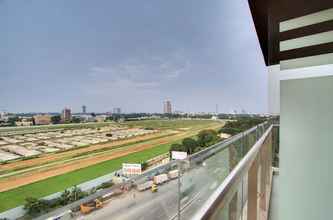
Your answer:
[2,0,267,113]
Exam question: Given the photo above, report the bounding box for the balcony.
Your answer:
[190,123,279,220]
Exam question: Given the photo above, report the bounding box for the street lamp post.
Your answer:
[171,151,188,220]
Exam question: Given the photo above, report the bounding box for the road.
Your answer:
[76,145,231,220]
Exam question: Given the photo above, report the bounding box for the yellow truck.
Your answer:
[80,199,103,214]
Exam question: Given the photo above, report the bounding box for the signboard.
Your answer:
[122,163,142,176]
[171,151,188,160]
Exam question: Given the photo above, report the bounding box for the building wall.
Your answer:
[248,2,333,219]
[266,7,333,220]
[279,75,333,220]
[34,115,52,125]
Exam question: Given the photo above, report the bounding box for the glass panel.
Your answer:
[179,147,230,219]
[206,174,245,220]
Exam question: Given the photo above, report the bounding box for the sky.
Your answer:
[1,0,268,114]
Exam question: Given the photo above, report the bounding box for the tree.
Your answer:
[71,117,82,123]
[219,127,242,136]
[24,197,49,216]
[182,138,198,154]
[197,129,219,148]
[51,115,61,124]
[169,143,185,155]
[218,117,266,135]
[70,186,87,202]
[7,116,19,126]
[141,161,148,171]
[57,186,86,205]
[58,189,71,206]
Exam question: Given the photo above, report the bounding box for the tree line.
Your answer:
[218,117,266,136]
[23,181,113,218]
[169,129,220,155]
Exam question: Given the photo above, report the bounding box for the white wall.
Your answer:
[278,75,333,220]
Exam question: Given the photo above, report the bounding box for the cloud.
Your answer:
[164,60,190,79]
[112,79,160,89]
[88,51,190,92]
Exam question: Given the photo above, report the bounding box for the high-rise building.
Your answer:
[113,107,121,114]
[61,108,72,122]
[163,100,172,114]
[82,105,87,114]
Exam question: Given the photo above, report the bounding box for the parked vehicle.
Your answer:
[102,188,123,201]
[153,174,168,185]
[168,170,179,179]
[137,180,154,191]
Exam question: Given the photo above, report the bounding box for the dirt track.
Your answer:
[0,124,221,192]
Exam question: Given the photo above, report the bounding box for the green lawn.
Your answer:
[123,119,216,130]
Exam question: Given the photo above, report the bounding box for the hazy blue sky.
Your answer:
[1,0,267,114]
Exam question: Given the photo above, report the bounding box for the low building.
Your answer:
[33,114,52,125]
[15,121,33,127]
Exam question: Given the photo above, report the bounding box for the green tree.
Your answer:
[58,189,71,206]
[7,116,19,126]
[69,186,86,202]
[197,129,219,148]
[71,117,82,123]
[23,197,49,216]
[182,138,198,154]
[141,161,148,170]
[51,115,61,124]
[169,143,186,156]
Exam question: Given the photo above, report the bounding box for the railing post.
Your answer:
[248,155,258,220]
[259,141,267,213]
[229,143,238,220]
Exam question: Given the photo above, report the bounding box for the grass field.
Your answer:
[123,119,215,130]
[0,119,222,212]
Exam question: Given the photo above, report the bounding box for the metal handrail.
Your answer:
[191,125,273,220]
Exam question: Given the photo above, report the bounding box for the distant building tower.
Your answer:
[163,100,172,114]
[113,107,121,114]
[82,105,87,114]
[62,108,72,122]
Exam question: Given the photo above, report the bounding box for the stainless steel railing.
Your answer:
[192,124,277,220]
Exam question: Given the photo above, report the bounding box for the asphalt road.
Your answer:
[76,147,231,220]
